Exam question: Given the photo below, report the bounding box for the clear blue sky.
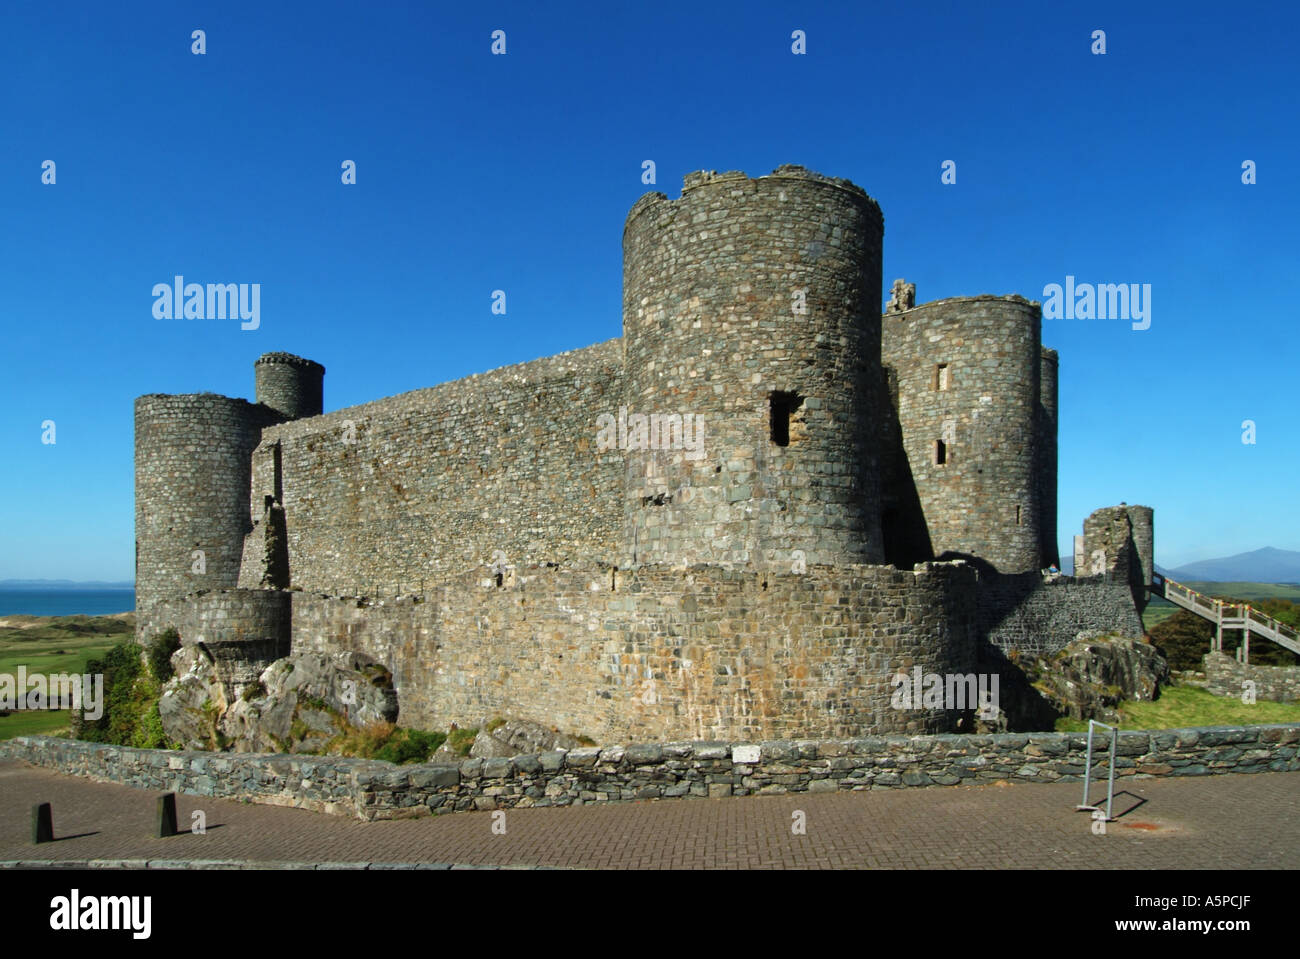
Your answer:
[2,0,1296,580]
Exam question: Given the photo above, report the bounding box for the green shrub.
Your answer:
[374,728,446,764]
[74,642,143,743]
[447,726,478,757]
[145,629,181,682]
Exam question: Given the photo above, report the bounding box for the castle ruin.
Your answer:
[135,165,1153,743]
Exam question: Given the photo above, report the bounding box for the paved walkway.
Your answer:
[2,761,1298,869]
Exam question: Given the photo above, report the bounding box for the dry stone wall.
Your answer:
[1204,652,1300,703]
[7,723,1296,821]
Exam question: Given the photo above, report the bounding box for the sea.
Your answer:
[0,589,135,617]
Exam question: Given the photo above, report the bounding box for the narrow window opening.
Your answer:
[935,363,950,391]
[1015,504,1022,526]
[935,439,947,466]
[770,391,804,447]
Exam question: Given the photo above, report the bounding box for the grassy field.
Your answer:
[1141,602,1178,631]
[1175,581,1300,602]
[0,613,134,739]
[1056,684,1300,732]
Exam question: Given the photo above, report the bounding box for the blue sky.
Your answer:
[2,0,1296,580]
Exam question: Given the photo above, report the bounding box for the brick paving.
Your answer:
[2,760,1298,869]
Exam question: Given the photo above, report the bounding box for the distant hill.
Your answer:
[1167,547,1300,584]
[0,579,134,589]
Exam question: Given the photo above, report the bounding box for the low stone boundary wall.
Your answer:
[1204,652,1300,703]
[4,725,1298,821]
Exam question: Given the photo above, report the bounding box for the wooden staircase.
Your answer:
[1150,572,1300,661]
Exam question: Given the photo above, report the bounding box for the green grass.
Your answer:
[0,614,133,740]
[1055,684,1300,732]
[0,709,72,737]
[446,726,478,756]
[1142,602,1179,631]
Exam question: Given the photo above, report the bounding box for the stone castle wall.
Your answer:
[1081,504,1152,611]
[881,295,1045,574]
[979,572,1146,657]
[289,561,978,742]
[254,352,324,421]
[1204,652,1300,703]
[251,340,625,592]
[138,588,291,689]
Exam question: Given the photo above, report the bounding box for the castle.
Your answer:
[135,165,1154,743]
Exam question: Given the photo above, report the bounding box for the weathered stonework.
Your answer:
[980,572,1145,657]
[1080,503,1154,613]
[881,294,1044,574]
[1204,652,1300,702]
[132,165,1154,742]
[254,561,977,742]
[7,724,1296,821]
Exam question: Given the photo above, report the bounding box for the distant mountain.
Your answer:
[0,579,134,589]
[1167,547,1300,584]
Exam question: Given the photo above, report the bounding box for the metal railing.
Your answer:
[1075,719,1118,822]
[1150,573,1300,658]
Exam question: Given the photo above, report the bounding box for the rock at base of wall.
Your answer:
[159,647,399,753]
[468,718,589,759]
[1032,632,1170,723]
[158,645,229,750]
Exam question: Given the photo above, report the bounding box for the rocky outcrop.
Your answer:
[158,644,229,750]
[974,631,1170,730]
[1030,632,1169,723]
[467,718,588,759]
[158,647,398,753]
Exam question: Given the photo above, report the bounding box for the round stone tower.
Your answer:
[620,166,885,567]
[134,394,280,634]
[1038,347,1059,569]
[254,352,325,420]
[880,295,1043,573]
[1126,504,1155,588]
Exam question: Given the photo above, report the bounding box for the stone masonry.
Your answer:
[1204,652,1300,703]
[132,165,1155,742]
[6,724,1296,821]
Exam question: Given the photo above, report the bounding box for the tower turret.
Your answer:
[620,166,886,567]
[881,294,1044,573]
[134,393,279,635]
[254,352,324,420]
